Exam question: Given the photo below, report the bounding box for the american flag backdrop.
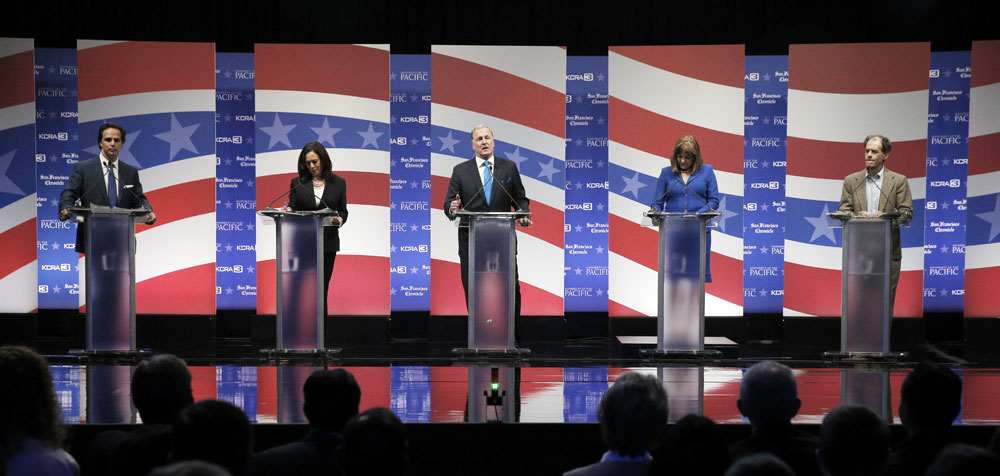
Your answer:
[784,43,929,317]
[429,45,566,316]
[254,44,391,315]
[966,40,1000,317]
[608,45,745,317]
[0,38,36,312]
[75,40,217,314]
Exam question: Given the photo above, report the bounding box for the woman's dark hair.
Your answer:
[297,141,333,180]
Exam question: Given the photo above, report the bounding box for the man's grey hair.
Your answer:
[470,124,494,139]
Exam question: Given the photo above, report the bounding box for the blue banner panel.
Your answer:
[390,55,431,311]
[216,53,257,310]
[923,51,970,313]
[35,48,79,309]
[743,56,788,313]
[564,57,610,312]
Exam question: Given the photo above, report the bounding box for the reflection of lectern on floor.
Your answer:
[841,367,892,421]
[825,212,905,361]
[258,208,340,357]
[453,210,531,357]
[467,366,516,422]
[641,211,721,359]
[71,206,150,355]
[659,366,704,422]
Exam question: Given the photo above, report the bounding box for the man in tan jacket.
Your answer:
[838,134,914,317]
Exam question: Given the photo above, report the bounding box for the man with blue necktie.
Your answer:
[59,123,156,254]
[444,124,531,316]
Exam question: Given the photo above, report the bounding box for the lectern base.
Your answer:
[639,349,723,360]
[69,348,152,362]
[823,351,907,362]
[260,348,342,360]
[452,347,531,360]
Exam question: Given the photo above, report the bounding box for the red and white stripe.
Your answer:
[76,40,216,314]
[254,43,390,315]
[785,42,929,317]
[430,45,566,316]
[608,45,745,317]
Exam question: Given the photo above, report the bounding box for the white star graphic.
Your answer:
[154,114,200,161]
[259,113,296,150]
[438,130,460,154]
[620,171,647,199]
[310,117,342,147]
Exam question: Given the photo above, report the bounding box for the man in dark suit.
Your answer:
[59,123,155,253]
[443,124,531,316]
[837,134,913,317]
[253,369,361,476]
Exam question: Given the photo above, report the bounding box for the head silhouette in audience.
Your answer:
[599,371,669,458]
[173,399,252,476]
[132,354,195,425]
[738,360,800,429]
[651,414,729,476]
[0,346,79,475]
[898,361,962,436]
[339,407,408,476]
[925,443,1000,476]
[149,460,232,476]
[817,405,890,476]
[304,368,361,431]
[725,453,796,476]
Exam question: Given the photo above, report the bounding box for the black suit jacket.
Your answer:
[252,428,344,476]
[58,157,152,254]
[443,156,530,222]
[287,174,348,254]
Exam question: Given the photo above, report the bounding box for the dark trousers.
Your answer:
[323,252,336,316]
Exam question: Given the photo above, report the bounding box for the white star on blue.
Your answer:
[714,196,739,234]
[620,171,647,199]
[537,158,559,183]
[438,130,460,154]
[259,114,296,150]
[507,146,529,168]
[804,204,837,244]
[974,194,1000,241]
[154,114,200,161]
[310,117,342,147]
[0,149,25,195]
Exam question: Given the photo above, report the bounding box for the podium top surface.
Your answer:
[454,210,532,219]
[644,210,722,219]
[69,206,150,216]
[827,211,901,221]
[258,207,339,218]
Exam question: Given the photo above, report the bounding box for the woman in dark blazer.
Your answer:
[287,141,348,313]
[651,135,721,282]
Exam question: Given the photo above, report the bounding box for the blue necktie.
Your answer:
[483,160,492,206]
[107,162,117,207]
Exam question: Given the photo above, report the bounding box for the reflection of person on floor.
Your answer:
[837,134,913,318]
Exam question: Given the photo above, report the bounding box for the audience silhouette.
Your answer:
[650,413,730,476]
[725,453,797,476]
[172,399,253,476]
[817,404,890,476]
[563,371,668,476]
[886,361,962,476]
[338,407,408,476]
[253,368,361,476]
[0,346,80,476]
[731,360,819,476]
